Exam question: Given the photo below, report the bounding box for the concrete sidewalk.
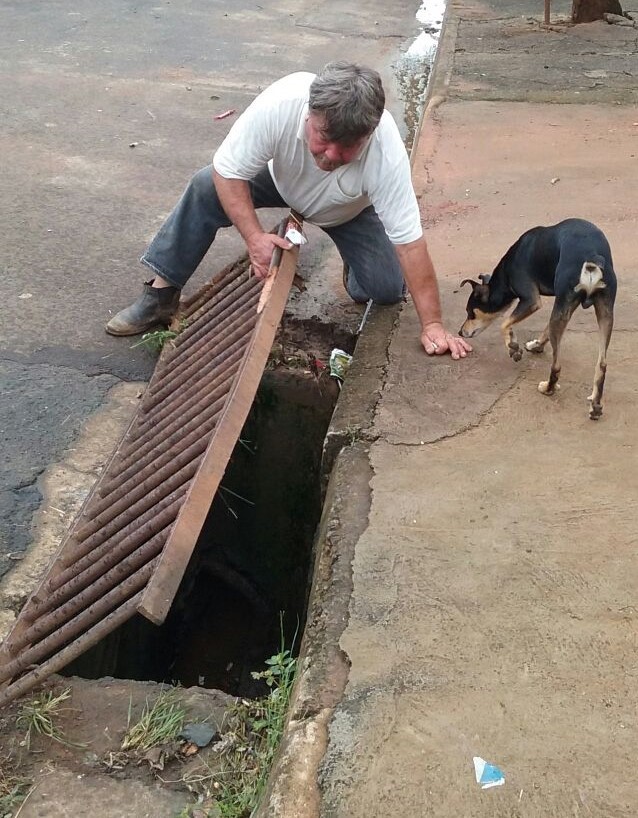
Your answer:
[288,2,638,815]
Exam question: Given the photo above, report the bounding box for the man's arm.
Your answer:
[395,236,472,360]
[213,170,291,280]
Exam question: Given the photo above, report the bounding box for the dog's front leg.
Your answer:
[501,300,541,362]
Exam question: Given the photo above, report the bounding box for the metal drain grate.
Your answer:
[0,216,300,707]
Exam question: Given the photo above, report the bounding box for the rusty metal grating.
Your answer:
[0,216,300,707]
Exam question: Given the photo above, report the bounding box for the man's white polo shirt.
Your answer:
[213,72,423,245]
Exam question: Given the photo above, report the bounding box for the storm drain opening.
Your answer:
[63,318,355,697]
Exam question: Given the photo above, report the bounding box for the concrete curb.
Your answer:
[321,303,399,485]
[410,1,459,161]
[255,443,373,818]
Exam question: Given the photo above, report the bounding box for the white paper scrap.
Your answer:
[285,227,307,246]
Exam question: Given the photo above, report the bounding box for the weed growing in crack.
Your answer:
[179,620,297,818]
[343,424,363,445]
[131,319,188,353]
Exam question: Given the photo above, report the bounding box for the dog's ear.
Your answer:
[460,278,490,303]
[478,273,492,284]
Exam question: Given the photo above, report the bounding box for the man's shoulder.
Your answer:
[368,110,407,162]
[376,110,402,140]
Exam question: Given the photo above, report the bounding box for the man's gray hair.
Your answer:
[309,62,385,144]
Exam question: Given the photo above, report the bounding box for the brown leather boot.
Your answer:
[105,281,180,336]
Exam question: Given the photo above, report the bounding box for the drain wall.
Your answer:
[64,368,339,695]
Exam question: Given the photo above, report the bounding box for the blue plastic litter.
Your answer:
[473,756,505,789]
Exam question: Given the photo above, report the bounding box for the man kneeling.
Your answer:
[106,62,471,361]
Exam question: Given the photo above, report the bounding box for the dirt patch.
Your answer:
[0,676,233,818]
[268,316,356,376]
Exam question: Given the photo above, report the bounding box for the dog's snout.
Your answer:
[459,320,475,339]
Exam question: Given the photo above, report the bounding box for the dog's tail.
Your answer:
[574,255,606,309]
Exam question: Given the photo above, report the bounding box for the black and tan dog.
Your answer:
[459,218,617,420]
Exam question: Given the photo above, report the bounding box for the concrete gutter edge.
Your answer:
[409,0,458,161]
[255,442,372,818]
[321,302,399,484]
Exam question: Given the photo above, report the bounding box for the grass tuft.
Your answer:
[15,687,74,750]
[121,688,185,754]
[131,319,188,353]
[130,328,179,353]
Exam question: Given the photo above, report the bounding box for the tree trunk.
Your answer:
[572,0,623,22]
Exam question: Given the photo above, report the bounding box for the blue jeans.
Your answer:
[142,165,405,304]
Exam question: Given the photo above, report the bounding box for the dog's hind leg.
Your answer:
[501,299,541,362]
[588,295,614,420]
[538,301,578,396]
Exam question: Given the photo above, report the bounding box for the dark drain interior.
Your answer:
[64,320,354,697]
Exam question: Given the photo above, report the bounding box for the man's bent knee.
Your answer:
[371,287,404,306]
[347,266,405,305]
[190,165,216,196]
